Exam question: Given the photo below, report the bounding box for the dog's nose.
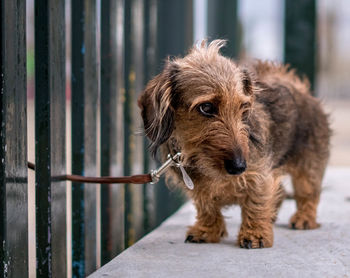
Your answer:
[224,157,246,175]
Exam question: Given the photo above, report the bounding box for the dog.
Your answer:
[138,40,330,248]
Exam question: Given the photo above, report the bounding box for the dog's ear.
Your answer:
[241,69,253,96]
[138,61,178,157]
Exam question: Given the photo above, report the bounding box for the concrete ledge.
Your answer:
[89,167,350,277]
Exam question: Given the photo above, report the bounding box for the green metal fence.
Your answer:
[0,0,316,277]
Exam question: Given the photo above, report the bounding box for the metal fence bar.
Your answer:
[142,0,158,232]
[284,0,316,91]
[0,1,28,277]
[71,0,85,275]
[35,1,66,277]
[83,0,98,275]
[35,1,52,277]
[100,0,123,265]
[48,1,67,277]
[156,0,193,63]
[207,0,239,58]
[123,0,147,246]
[142,0,152,234]
[34,2,51,273]
[154,0,193,226]
[71,0,99,276]
[123,0,133,249]
[100,0,112,265]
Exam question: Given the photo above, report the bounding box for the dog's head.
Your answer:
[138,40,255,177]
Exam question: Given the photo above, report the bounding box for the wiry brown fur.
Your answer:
[138,40,331,248]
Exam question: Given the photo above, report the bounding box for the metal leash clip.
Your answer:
[150,152,181,184]
[150,152,194,190]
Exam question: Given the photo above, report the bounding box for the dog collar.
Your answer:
[150,152,194,190]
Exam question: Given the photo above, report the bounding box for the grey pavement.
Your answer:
[89,167,350,278]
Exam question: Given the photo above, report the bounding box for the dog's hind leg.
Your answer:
[289,169,323,230]
[288,158,327,230]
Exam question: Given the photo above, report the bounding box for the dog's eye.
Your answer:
[198,103,216,117]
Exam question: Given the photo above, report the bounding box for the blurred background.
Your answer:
[20,0,350,277]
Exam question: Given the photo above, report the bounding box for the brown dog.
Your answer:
[138,40,330,248]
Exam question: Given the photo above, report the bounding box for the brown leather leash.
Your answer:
[27,153,183,185]
[27,161,152,184]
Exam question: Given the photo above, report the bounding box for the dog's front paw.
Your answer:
[289,212,320,230]
[185,224,227,244]
[238,227,273,249]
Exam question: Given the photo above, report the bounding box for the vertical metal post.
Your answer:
[156,0,193,67]
[49,1,67,277]
[100,0,123,265]
[35,1,51,275]
[35,0,66,277]
[143,0,156,89]
[83,0,98,275]
[284,0,316,91]
[207,0,239,58]
[100,0,113,264]
[154,0,193,226]
[0,1,28,277]
[142,0,158,232]
[71,0,85,276]
[100,0,111,266]
[124,0,146,247]
[142,0,151,234]
[123,0,133,249]
[71,0,99,276]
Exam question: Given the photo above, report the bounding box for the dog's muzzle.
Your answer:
[224,157,246,175]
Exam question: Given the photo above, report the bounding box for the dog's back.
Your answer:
[247,60,330,171]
